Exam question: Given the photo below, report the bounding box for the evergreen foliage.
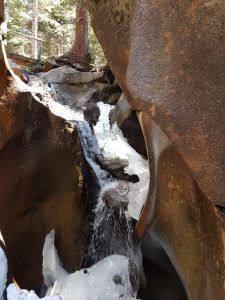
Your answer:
[6,0,106,67]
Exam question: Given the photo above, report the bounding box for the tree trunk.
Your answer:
[0,0,4,24]
[71,3,90,67]
[32,0,38,59]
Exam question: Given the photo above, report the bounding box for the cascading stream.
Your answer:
[33,85,141,283]
[71,118,141,291]
[0,79,144,299]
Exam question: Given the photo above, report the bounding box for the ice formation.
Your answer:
[43,230,137,300]
[7,284,60,300]
[42,230,68,287]
[0,247,7,299]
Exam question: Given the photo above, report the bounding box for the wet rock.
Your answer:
[99,155,128,171]
[120,112,147,159]
[39,65,105,85]
[138,237,188,300]
[84,187,142,294]
[107,92,121,105]
[53,82,106,108]
[102,189,128,211]
[98,83,122,105]
[103,65,115,85]
[83,101,100,126]
[113,274,122,286]
[103,165,139,183]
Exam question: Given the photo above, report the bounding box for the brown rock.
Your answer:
[0,37,89,290]
[87,2,225,299]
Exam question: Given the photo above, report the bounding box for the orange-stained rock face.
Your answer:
[87,1,225,299]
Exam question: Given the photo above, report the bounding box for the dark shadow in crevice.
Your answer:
[138,236,188,300]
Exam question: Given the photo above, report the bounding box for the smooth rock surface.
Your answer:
[87,2,225,299]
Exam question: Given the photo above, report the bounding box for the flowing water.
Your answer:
[0,82,144,300]
[72,119,141,293]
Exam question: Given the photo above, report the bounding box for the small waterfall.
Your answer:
[68,111,141,293]
[75,121,111,187]
[31,84,142,296]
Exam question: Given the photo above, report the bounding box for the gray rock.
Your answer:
[53,82,106,108]
[102,188,128,211]
[110,93,147,158]
[39,65,105,84]
[110,93,132,127]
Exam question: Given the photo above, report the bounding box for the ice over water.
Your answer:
[0,230,137,300]
[0,247,7,299]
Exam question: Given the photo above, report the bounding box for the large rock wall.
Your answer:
[0,26,89,290]
[87,0,225,207]
[87,1,225,299]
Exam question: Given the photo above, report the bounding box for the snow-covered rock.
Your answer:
[0,247,7,299]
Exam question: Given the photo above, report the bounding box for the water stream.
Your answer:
[48,97,143,298]
[0,82,145,300]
